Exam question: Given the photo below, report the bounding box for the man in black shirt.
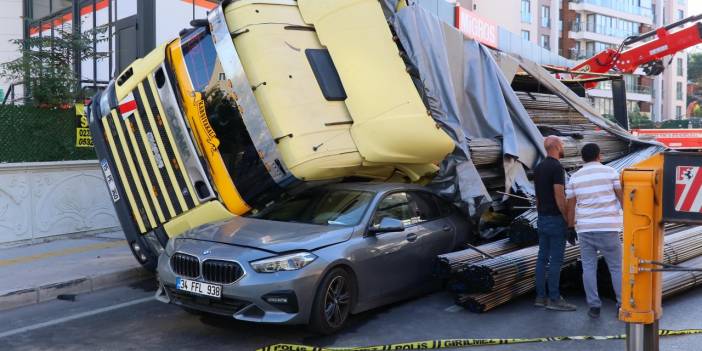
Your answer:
[533,136,576,311]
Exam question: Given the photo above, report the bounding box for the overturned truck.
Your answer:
[88,0,658,270]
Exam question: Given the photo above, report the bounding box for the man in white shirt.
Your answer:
[566,143,623,319]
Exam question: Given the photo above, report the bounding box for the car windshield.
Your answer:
[250,190,374,226]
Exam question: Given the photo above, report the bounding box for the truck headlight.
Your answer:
[250,252,317,273]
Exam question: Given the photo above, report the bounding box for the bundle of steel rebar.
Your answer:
[468,138,502,168]
[662,255,702,298]
[450,243,581,295]
[516,92,590,125]
[435,238,520,278]
[468,132,629,170]
[455,226,702,313]
[507,210,539,246]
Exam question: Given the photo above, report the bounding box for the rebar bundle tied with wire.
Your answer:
[452,226,702,313]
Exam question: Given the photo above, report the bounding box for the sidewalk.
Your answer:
[0,230,152,311]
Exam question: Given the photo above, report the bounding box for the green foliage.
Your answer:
[660,119,688,129]
[693,105,702,118]
[0,24,107,107]
[627,110,653,129]
[0,105,96,162]
[690,53,702,86]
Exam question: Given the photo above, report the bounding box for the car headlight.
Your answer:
[250,252,317,273]
[165,238,177,256]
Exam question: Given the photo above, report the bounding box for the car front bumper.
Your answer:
[155,241,327,325]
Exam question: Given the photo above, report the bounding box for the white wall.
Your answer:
[0,161,119,244]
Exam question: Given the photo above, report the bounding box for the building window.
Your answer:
[521,0,531,23]
[676,82,683,100]
[677,58,684,76]
[541,5,550,28]
[522,30,530,41]
[541,35,550,50]
[678,10,685,21]
[676,106,683,119]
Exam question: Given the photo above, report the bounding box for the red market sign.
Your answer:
[454,6,499,48]
[631,129,702,149]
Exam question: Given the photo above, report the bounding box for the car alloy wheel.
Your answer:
[323,275,350,328]
[310,268,355,334]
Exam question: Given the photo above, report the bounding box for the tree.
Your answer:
[689,52,702,86]
[0,24,107,107]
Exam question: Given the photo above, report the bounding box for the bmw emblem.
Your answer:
[203,249,212,256]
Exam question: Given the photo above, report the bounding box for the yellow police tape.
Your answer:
[257,329,702,351]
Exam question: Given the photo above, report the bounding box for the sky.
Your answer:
[691,1,702,16]
[687,1,702,52]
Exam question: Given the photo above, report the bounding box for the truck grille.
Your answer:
[171,253,200,278]
[100,77,198,233]
[202,260,244,284]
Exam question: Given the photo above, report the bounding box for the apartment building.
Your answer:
[560,0,689,121]
[560,0,654,119]
[460,0,561,53]
[657,0,689,120]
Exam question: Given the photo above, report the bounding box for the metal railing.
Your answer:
[569,0,652,17]
[570,22,640,38]
[2,82,26,106]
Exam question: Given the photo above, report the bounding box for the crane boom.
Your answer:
[571,14,702,87]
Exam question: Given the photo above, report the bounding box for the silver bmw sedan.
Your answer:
[155,182,472,334]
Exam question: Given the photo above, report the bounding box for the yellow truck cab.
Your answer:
[89,0,454,269]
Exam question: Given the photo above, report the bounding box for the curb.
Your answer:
[0,267,153,311]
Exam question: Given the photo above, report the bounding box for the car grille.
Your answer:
[171,253,200,278]
[202,260,244,284]
[166,287,249,316]
[100,78,198,234]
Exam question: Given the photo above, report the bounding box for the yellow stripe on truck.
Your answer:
[137,82,189,212]
[132,109,177,218]
[121,111,166,223]
[110,111,158,228]
[101,116,147,233]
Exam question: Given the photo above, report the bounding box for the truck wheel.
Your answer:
[309,268,355,335]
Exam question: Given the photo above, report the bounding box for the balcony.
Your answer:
[589,82,652,102]
[568,0,652,25]
[570,22,639,39]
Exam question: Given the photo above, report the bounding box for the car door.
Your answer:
[405,191,456,281]
[357,192,423,300]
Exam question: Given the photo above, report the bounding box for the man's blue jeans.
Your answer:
[535,215,567,300]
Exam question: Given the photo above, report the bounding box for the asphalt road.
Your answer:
[2,278,702,351]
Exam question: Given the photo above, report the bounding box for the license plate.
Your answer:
[175,277,222,299]
[100,159,120,202]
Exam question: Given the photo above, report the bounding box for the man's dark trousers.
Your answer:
[535,215,567,300]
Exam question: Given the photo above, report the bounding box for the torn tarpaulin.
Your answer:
[392,5,545,215]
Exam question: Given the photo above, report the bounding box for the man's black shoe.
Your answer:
[588,307,601,318]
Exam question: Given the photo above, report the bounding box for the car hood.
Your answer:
[180,216,355,253]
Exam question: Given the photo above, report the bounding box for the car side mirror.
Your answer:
[369,217,405,234]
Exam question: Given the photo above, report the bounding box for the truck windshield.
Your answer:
[177,27,282,209]
[250,190,373,226]
[181,28,217,92]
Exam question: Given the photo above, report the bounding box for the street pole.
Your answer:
[72,1,81,100]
